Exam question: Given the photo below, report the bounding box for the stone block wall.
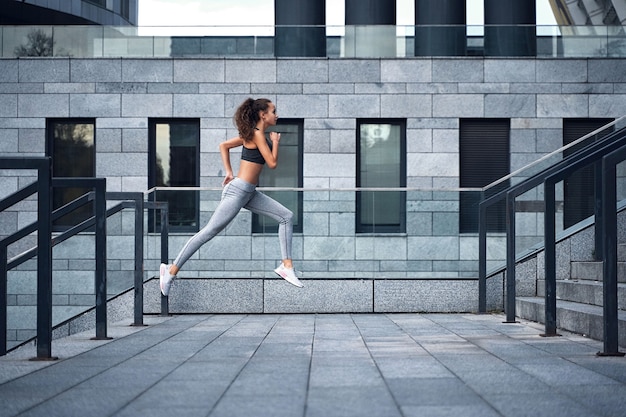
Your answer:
[1,56,626,343]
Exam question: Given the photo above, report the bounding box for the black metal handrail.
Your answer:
[5,192,95,268]
[0,157,52,358]
[479,124,626,314]
[1,159,172,358]
[0,176,107,358]
[0,182,38,212]
[599,145,626,355]
[478,123,626,355]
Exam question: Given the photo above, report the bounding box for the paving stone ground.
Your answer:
[1,313,626,417]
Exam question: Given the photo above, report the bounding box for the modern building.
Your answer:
[0,0,138,26]
[549,0,626,25]
[1,0,625,348]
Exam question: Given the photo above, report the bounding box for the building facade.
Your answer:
[0,0,138,26]
[550,0,626,25]
[1,0,626,344]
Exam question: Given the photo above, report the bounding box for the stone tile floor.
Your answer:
[1,313,625,417]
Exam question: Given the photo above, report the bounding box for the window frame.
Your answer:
[148,118,201,233]
[459,118,510,234]
[45,118,96,231]
[356,118,407,234]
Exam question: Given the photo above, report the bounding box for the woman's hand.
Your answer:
[219,137,243,185]
[222,172,234,186]
[269,131,281,143]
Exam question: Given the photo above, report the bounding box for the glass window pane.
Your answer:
[150,120,200,232]
[358,121,405,232]
[48,120,95,228]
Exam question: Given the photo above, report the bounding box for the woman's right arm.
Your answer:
[219,136,243,185]
[254,130,280,169]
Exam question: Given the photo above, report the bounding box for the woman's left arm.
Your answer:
[219,136,244,185]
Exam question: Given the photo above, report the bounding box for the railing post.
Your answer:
[92,178,110,340]
[106,192,146,327]
[478,198,487,313]
[504,192,517,323]
[134,196,145,326]
[35,157,55,360]
[598,153,624,356]
[160,206,170,317]
[594,161,604,261]
[543,179,558,337]
[0,246,7,356]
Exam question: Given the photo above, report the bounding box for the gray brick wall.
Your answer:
[1,56,626,341]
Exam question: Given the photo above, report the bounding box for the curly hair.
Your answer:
[233,98,272,142]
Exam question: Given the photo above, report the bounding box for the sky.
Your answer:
[138,0,557,35]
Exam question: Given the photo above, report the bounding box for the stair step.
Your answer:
[571,261,626,283]
[535,280,626,309]
[516,296,626,348]
[569,244,626,282]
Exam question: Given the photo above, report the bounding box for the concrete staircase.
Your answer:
[516,243,626,348]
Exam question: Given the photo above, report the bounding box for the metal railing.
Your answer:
[1,24,625,58]
[0,157,52,358]
[478,117,626,356]
[0,159,171,358]
[600,143,626,355]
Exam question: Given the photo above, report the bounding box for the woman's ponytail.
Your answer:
[233,98,272,141]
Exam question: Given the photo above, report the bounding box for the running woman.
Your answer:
[159,98,303,296]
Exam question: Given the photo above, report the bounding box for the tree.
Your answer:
[14,29,54,57]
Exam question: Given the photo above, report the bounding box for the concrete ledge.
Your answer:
[374,279,478,312]
[143,277,484,314]
[264,279,373,313]
[144,279,264,314]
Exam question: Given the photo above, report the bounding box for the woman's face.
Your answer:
[262,103,278,126]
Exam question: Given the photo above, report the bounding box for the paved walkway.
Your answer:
[1,313,625,417]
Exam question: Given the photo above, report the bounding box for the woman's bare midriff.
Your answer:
[237,160,265,185]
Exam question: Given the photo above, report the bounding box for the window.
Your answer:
[460,119,510,233]
[148,119,200,232]
[252,119,303,233]
[563,118,614,229]
[85,0,106,7]
[356,119,406,233]
[121,0,130,19]
[46,119,95,229]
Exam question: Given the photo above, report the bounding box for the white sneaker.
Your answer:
[274,263,304,288]
[159,263,175,296]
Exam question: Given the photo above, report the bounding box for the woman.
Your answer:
[159,98,303,296]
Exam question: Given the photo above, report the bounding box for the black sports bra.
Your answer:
[241,137,273,165]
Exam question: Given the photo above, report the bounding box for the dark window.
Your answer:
[148,119,200,232]
[460,119,510,233]
[86,0,106,7]
[563,118,614,229]
[252,119,303,233]
[121,0,130,19]
[356,119,406,233]
[46,119,95,229]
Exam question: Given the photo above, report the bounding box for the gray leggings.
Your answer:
[173,178,293,270]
